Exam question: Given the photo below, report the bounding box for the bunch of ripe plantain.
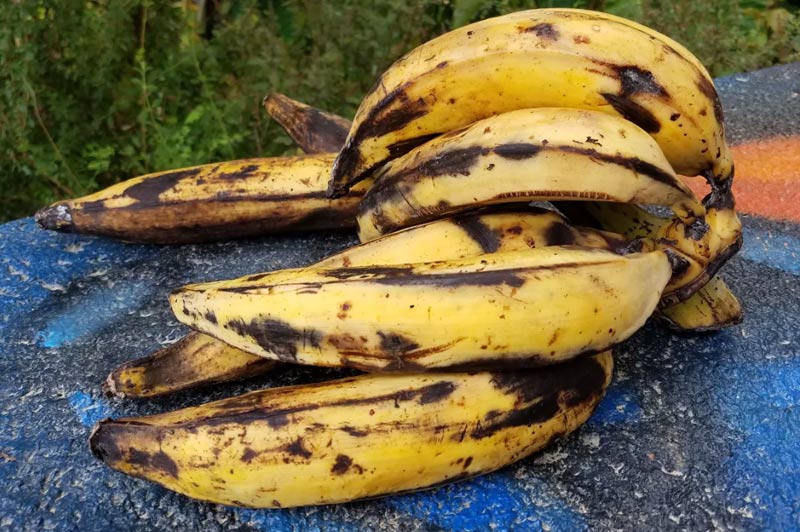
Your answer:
[37,9,743,508]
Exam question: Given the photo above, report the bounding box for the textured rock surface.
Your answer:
[1,63,799,531]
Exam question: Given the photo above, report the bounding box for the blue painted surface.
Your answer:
[585,384,643,427]
[740,225,800,274]
[68,391,116,427]
[385,473,586,531]
[1,212,798,531]
[38,280,154,348]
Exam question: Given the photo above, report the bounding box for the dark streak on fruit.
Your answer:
[378,332,420,356]
[556,144,680,189]
[341,425,369,437]
[695,76,724,124]
[241,448,258,463]
[124,168,202,204]
[601,93,661,133]
[204,310,218,325]
[613,65,668,97]
[190,381,461,428]
[525,23,559,40]
[372,268,527,289]
[453,215,501,252]
[493,143,542,159]
[544,221,577,246]
[225,317,322,362]
[127,448,180,478]
[471,355,607,439]
[386,134,440,160]
[360,83,429,141]
[418,381,456,404]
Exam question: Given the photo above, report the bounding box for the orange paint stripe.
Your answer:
[682,135,800,222]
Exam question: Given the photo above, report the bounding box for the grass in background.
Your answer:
[1,0,798,222]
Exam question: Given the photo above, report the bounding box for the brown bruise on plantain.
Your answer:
[522,22,560,40]
[470,355,608,439]
[695,76,725,125]
[89,421,180,480]
[224,317,322,363]
[452,215,501,252]
[593,63,669,134]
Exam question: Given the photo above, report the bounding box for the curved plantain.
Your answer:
[356,108,703,242]
[263,93,352,154]
[170,246,670,371]
[329,8,732,197]
[90,351,612,508]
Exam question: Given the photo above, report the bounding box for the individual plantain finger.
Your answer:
[90,351,612,508]
[35,154,370,244]
[104,332,278,399]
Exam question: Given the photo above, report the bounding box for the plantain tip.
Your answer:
[102,372,123,399]
[89,419,118,462]
[35,203,73,232]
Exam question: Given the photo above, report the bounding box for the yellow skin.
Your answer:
[35,154,370,244]
[111,207,625,395]
[357,107,703,242]
[330,8,732,196]
[90,351,612,508]
[561,201,742,312]
[659,276,742,331]
[170,246,670,371]
[104,331,277,399]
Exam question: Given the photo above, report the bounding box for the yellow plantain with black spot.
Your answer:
[263,93,352,154]
[169,246,670,371]
[103,332,279,399]
[557,201,742,330]
[89,351,612,508]
[35,154,370,244]
[328,8,733,198]
[356,107,704,243]
[106,206,627,396]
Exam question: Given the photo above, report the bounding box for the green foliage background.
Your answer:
[2,0,799,222]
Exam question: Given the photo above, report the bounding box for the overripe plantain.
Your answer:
[90,351,612,507]
[35,155,369,244]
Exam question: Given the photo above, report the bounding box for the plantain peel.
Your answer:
[169,247,670,371]
[90,352,612,508]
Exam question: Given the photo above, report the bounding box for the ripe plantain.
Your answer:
[170,246,670,371]
[356,107,703,242]
[328,8,732,197]
[106,207,627,396]
[104,332,278,399]
[90,351,612,508]
[35,155,369,244]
